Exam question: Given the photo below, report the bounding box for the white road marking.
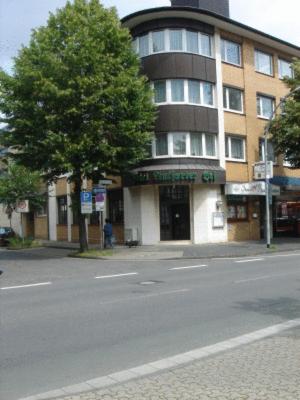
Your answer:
[169,265,207,271]
[94,272,138,279]
[235,275,271,283]
[1,282,52,290]
[265,252,300,258]
[235,258,264,263]
[19,318,300,400]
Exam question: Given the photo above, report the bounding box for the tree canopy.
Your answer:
[0,0,156,250]
[270,59,300,168]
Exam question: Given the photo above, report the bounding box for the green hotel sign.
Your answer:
[132,170,217,185]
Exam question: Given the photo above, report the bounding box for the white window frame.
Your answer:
[133,29,214,59]
[221,38,241,66]
[257,95,275,120]
[223,86,244,114]
[259,140,278,164]
[278,58,294,79]
[255,49,273,76]
[225,135,246,162]
[152,79,215,108]
[152,132,218,159]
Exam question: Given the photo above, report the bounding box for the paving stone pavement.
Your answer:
[53,327,300,400]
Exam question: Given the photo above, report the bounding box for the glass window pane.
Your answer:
[228,205,237,219]
[154,81,166,103]
[228,88,242,111]
[255,50,272,75]
[237,205,247,219]
[171,80,184,102]
[132,38,138,54]
[223,87,227,108]
[260,96,273,118]
[139,34,149,57]
[279,59,293,78]
[202,82,214,106]
[205,134,216,156]
[190,133,203,156]
[225,137,230,158]
[172,133,186,155]
[226,41,241,65]
[186,31,199,53]
[221,39,226,61]
[188,80,200,104]
[231,137,244,159]
[200,34,211,56]
[156,134,168,156]
[170,30,183,51]
[152,31,165,53]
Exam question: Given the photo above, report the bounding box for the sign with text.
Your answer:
[95,191,106,212]
[16,200,29,213]
[254,161,273,180]
[80,191,92,214]
[225,182,280,196]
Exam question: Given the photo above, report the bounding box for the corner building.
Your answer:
[122,0,300,244]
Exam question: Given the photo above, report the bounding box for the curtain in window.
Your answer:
[205,134,216,156]
[200,34,211,56]
[154,81,166,103]
[202,83,213,105]
[226,41,240,65]
[171,80,184,102]
[190,133,203,156]
[152,31,165,53]
[256,51,272,75]
[156,134,168,156]
[188,81,200,104]
[261,97,273,118]
[139,34,149,57]
[170,30,183,50]
[231,138,243,159]
[186,31,198,53]
[172,133,186,155]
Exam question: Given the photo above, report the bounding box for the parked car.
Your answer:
[0,227,15,246]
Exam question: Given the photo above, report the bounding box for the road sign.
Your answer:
[93,187,107,194]
[80,191,92,214]
[254,161,273,180]
[16,200,29,213]
[99,179,112,185]
[95,192,106,211]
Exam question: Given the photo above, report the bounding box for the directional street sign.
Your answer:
[80,191,92,214]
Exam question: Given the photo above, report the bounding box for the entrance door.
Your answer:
[159,186,190,241]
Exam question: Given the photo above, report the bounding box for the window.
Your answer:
[153,79,215,107]
[186,30,199,53]
[57,196,68,225]
[170,29,183,51]
[225,136,245,161]
[259,140,276,163]
[171,80,185,102]
[223,87,243,112]
[153,132,217,158]
[152,30,165,53]
[36,203,47,217]
[227,196,248,221]
[278,59,293,79]
[154,81,166,103]
[134,29,212,58]
[108,189,124,224]
[155,134,168,156]
[139,34,149,57]
[255,50,273,75]
[257,95,274,119]
[221,39,241,66]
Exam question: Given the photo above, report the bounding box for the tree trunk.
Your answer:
[73,175,88,253]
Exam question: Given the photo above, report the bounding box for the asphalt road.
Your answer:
[1,248,300,400]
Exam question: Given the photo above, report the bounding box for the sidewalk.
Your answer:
[43,237,300,260]
[23,323,300,400]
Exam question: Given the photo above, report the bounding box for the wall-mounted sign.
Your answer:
[202,171,215,183]
[212,212,225,228]
[134,171,197,184]
[80,191,92,214]
[254,161,273,180]
[16,200,29,213]
[225,182,280,196]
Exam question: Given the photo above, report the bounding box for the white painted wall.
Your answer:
[0,205,22,235]
[192,185,228,244]
[140,185,160,245]
[124,187,142,241]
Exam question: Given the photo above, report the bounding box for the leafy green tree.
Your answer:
[0,163,45,229]
[0,0,155,251]
[270,60,300,168]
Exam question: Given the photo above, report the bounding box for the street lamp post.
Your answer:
[264,86,300,248]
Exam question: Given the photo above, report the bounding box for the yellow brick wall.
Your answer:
[34,217,48,239]
[57,225,68,241]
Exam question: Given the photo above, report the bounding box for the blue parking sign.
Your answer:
[80,191,92,214]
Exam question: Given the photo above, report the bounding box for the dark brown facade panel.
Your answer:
[131,17,214,37]
[171,0,230,18]
[141,53,216,82]
[139,157,220,167]
[155,105,218,133]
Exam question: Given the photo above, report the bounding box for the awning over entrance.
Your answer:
[225,181,280,196]
[270,176,300,191]
[124,163,226,186]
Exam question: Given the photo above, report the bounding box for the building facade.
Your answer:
[32,0,300,246]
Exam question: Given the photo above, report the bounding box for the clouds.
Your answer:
[0,0,299,73]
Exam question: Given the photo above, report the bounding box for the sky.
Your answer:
[0,0,299,72]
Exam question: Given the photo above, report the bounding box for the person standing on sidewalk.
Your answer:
[103,219,113,249]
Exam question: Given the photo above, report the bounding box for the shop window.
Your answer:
[57,196,68,225]
[255,50,273,76]
[225,136,245,161]
[227,196,248,221]
[108,189,124,224]
[221,39,241,66]
[257,95,274,119]
[223,86,243,113]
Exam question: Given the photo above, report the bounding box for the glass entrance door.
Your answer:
[159,185,190,241]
